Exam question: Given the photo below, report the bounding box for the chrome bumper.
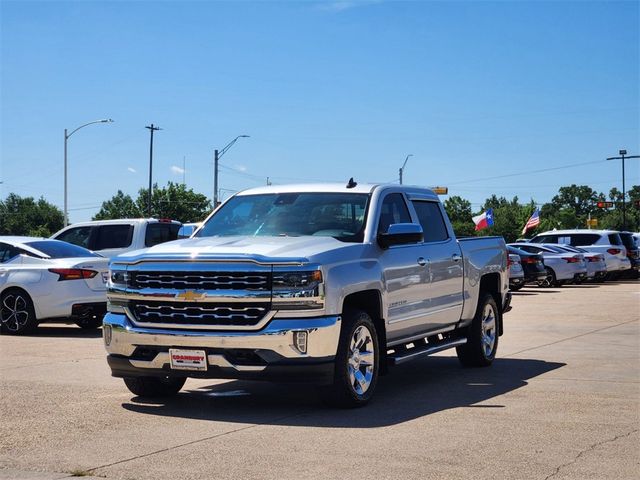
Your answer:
[103,312,341,382]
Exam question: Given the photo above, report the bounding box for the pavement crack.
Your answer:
[505,318,639,357]
[543,429,638,480]
[84,409,311,474]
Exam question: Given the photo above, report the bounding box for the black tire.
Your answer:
[320,309,379,408]
[0,288,38,335]
[123,376,186,397]
[456,293,499,367]
[75,317,103,329]
[510,284,524,291]
[537,267,558,288]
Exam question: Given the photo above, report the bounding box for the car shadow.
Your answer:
[20,324,103,338]
[121,356,564,428]
[519,289,562,293]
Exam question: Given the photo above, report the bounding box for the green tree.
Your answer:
[443,196,475,237]
[542,184,603,230]
[477,195,532,242]
[0,193,64,236]
[93,190,142,220]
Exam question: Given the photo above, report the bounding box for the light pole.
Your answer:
[606,149,640,231]
[213,135,249,207]
[399,154,413,184]
[64,118,113,226]
[145,124,162,217]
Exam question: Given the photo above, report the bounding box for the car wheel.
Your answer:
[456,293,499,367]
[123,376,186,397]
[537,268,557,288]
[0,289,38,335]
[75,317,103,329]
[320,309,379,408]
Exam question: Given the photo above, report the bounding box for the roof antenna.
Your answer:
[346,177,357,189]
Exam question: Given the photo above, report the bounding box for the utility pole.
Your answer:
[606,149,639,231]
[213,135,249,207]
[145,124,161,217]
[399,154,413,184]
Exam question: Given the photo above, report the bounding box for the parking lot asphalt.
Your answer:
[1,281,638,480]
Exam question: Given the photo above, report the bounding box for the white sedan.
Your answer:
[0,237,109,335]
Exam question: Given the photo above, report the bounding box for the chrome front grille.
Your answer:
[130,271,270,291]
[130,301,270,327]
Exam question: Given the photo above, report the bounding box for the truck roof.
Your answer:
[235,183,440,197]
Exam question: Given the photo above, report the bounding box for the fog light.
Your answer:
[103,325,112,346]
[293,331,308,354]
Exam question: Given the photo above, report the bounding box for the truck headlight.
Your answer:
[109,270,128,288]
[272,269,324,310]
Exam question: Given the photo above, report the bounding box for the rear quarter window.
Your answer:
[607,233,622,246]
[145,223,181,247]
[570,234,602,246]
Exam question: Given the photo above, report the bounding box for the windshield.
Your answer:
[26,240,100,258]
[196,192,370,242]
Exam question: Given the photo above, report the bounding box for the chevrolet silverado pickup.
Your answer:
[104,182,511,407]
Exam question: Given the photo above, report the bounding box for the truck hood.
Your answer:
[113,235,350,265]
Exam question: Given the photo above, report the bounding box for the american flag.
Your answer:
[521,209,540,235]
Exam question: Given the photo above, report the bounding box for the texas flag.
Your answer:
[472,208,494,231]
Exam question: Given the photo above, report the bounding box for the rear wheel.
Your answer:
[456,293,499,367]
[0,289,38,335]
[75,317,103,329]
[320,309,379,408]
[537,268,559,288]
[123,376,186,397]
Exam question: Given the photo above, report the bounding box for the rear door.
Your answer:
[410,199,464,329]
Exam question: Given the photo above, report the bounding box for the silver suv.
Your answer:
[529,229,630,275]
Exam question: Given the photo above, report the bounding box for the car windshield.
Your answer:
[25,240,100,258]
[196,192,370,242]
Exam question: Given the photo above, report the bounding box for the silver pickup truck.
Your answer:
[104,182,510,407]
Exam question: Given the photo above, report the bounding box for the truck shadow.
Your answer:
[121,356,564,428]
[18,324,103,338]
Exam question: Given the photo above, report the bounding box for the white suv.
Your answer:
[529,229,631,274]
[52,218,181,259]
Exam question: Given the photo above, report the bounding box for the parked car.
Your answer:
[0,237,109,334]
[618,232,640,277]
[551,244,607,282]
[508,253,525,290]
[506,245,546,288]
[508,243,587,287]
[529,229,630,277]
[52,218,182,259]
[177,222,203,239]
[104,183,511,406]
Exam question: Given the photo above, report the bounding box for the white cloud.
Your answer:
[171,165,185,175]
[127,167,136,173]
[234,165,248,172]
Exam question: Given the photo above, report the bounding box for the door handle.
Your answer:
[417,257,428,267]
[451,254,462,262]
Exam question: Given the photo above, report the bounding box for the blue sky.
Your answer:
[1,0,638,223]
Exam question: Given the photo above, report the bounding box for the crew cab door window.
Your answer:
[377,193,411,234]
[145,223,181,247]
[411,201,449,242]
[93,225,134,250]
[55,226,92,249]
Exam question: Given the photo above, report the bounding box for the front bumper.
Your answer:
[103,313,341,384]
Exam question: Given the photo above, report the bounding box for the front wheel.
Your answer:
[320,310,379,408]
[123,376,186,397]
[537,267,559,288]
[456,293,499,367]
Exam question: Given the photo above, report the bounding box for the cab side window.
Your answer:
[377,193,411,234]
[411,201,449,242]
[55,226,92,249]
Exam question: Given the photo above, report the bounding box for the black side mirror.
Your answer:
[378,223,424,249]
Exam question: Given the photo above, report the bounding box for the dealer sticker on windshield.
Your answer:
[169,349,207,371]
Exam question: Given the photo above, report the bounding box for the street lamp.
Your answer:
[399,154,413,184]
[145,124,162,217]
[213,135,250,207]
[64,118,113,226]
[606,149,640,231]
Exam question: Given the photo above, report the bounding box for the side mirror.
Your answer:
[378,223,424,249]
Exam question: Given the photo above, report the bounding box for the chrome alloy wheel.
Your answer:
[481,303,497,357]
[1,293,30,332]
[348,325,375,395]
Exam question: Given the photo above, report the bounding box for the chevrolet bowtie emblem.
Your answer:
[175,290,206,302]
